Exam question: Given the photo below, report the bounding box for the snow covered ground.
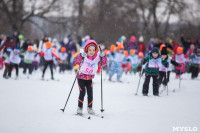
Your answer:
[0,68,200,133]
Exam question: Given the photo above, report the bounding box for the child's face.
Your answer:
[177,51,181,54]
[161,55,167,59]
[197,52,200,56]
[119,49,124,53]
[152,53,158,58]
[87,46,96,56]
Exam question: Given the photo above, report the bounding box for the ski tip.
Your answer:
[60,109,64,112]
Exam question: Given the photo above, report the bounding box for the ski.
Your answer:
[73,114,91,119]
[90,113,104,119]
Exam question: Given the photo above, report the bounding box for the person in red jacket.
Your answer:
[0,36,16,52]
[138,36,146,54]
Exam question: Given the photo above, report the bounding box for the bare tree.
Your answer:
[0,0,60,32]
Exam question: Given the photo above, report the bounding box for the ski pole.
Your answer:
[166,68,168,95]
[179,65,182,89]
[99,46,105,113]
[60,72,79,112]
[135,63,146,95]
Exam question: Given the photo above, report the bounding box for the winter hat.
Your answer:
[61,47,66,52]
[121,35,126,41]
[6,47,12,52]
[110,45,116,52]
[104,49,110,55]
[151,47,159,54]
[124,50,128,56]
[118,38,123,42]
[14,47,20,53]
[84,40,98,54]
[138,52,144,59]
[160,44,166,51]
[161,47,168,55]
[139,36,144,42]
[18,34,24,39]
[46,42,52,48]
[28,46,33,51]
[117,41,124,50]
[177,47,183,53]
[130,36,136,42]
[130,49,136,55]
[63,37,69,44]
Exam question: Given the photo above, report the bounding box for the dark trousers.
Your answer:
[191,66,199,79]
[8,63,19,77]
[59,63,65,73]
[42,60,54,78]
[142,74,159,95]
[77,79,93,108]
[23,63,33,74]
[158,71,170,86]
[3,64,10,77]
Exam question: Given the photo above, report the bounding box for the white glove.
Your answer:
[99,52,105,57]
[81,51,87,57]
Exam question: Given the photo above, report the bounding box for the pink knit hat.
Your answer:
[130,36,136,42]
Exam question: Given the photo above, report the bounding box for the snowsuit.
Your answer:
[73,40,107,108]
[109,52,126,81]
[142,56,168,95]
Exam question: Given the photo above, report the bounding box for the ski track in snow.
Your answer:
[0,69,200,133]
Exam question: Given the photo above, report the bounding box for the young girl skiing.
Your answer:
[23,46,36,77]
[108,42,126,82]
[8,47,21,79]
[73,40,107,115]
[190,48,200,79]
[174,47,185,78]
[2,47,12,79]
[142,47,168,96]
[158,47,180,91]
[41,42,59,80]
[59,47,68,73]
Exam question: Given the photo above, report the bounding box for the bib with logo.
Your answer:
[79,53,100,75]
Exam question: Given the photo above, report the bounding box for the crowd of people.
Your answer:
[1,31,200,114]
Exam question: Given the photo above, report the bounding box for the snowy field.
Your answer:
[0,68,200,133]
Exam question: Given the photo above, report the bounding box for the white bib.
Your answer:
[175,54,185,63]
[113,52,125,62]
[10,52,21,64]
[159,57,172,72]
[129,55,139,65]
[192,54,200,64]
[44,48,53,61]
[148,58,162,68]
[24,52,35,61]
[79,53,100,75]
[59,53,68,61]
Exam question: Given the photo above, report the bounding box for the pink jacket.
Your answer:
[73,40,107,80]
